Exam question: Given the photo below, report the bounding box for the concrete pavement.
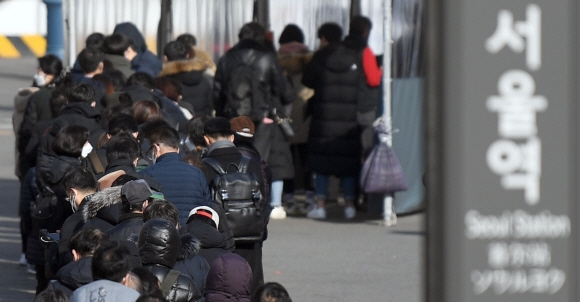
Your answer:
[0,58,424,302]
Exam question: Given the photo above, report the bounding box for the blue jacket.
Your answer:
[140,152,211,225]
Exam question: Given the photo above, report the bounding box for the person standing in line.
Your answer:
[213,22,294,220]
[302,17,380,220]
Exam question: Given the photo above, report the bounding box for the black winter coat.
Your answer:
[213,39,291,119]
[181,220,230,267]
[139,219,203,302]
[113,22,162,77]
[49,102,106,148]
[302,43,364,176]
[45,256,93,297]
[160,59,214,116]
[18,87,54,173]
[213,39,294,181]
[106,213,143,241]
[174,233,210,294]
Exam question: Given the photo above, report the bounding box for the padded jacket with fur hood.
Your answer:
[160,58,214,116]
[139,219,203,302]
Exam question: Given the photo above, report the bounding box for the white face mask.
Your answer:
[34,73,46,87]
[81,143,93,158]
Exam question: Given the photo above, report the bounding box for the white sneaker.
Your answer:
[307,207,326,220]
[344,206,356,219]
[27,264,36,275]
[270,206,287,219]
[19,253,27,266]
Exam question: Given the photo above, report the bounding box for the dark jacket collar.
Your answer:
[156,152,181,163]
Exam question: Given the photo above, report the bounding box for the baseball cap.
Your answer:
[188,206,220,229]
[230,116,255,137]
[121,179,160,204]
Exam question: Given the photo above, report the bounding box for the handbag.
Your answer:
[275,115,295,139]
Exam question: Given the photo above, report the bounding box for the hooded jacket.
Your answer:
[181,220,230,266]
[70,279,140,302]
[81,186,121,231]
[50,102,106,148]
[45,256,94,297]
[302,42,366,176]
[160,59,214,116]
[113,22,162,77]
[173,233,210,294]
[139,219,203,302]
[204,253,252,302]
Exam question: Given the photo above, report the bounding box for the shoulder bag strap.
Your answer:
[161,269,181,297]
[88,150,105,174]
[202,157,227,175]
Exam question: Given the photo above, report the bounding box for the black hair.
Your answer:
[127,72,155,90]
[68,82,95,104]
[143,200,179,227]
[238,22,266,43]
[49,90,68,117]
[252,282,292,302]
[111,174,139,187]
[164,41,189,61]
[52,125,89,158]
[132,267,164,298]
[108,113,139,136]
[38,54,63,77]
[203,117,233,140]
[61,167,98,194]
[85,32,106,51]
[78,47,105,74]
[147,124,180,150]
[92,240,132,282]
[349,15,372,37]
[103,68,127,91]
[69,227,110,257]
[187,115,211,147]
[176,33,197,47]
[317,23,343,43]
[279,24,304,44]
[33,290,68,302]
[106,133,141,163]
[104,33,131,55]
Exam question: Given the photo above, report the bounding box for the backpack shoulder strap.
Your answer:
[161,269,181,297]
[88,150,105,174]
[238,155,251,173]
[202,157,227,175]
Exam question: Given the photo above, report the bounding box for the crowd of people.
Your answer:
[13,15,382,302]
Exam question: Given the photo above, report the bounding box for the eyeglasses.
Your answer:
[146,144,158,162]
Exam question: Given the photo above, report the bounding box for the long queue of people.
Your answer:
[14,15,381,302]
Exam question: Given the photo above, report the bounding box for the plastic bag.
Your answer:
[360,121,408,193]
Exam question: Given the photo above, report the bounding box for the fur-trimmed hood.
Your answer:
[177,233,201,261]
[82,186,122,222]
[159,58,210,77]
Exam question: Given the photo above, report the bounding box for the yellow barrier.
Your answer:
[0,35,46,58]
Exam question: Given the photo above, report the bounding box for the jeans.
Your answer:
[270,180,283,207]
[314,174,356,201]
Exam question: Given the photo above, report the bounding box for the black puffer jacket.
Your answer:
[139,219,203,302]
[302,43,364,176]
[160,59,213,116]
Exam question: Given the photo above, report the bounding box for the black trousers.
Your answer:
[234,242,264,295]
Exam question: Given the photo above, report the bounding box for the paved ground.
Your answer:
[0,58,424,302]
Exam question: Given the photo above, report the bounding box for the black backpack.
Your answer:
[203,155,264,243]
[224,64,267,123]
[31,187,59,220]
